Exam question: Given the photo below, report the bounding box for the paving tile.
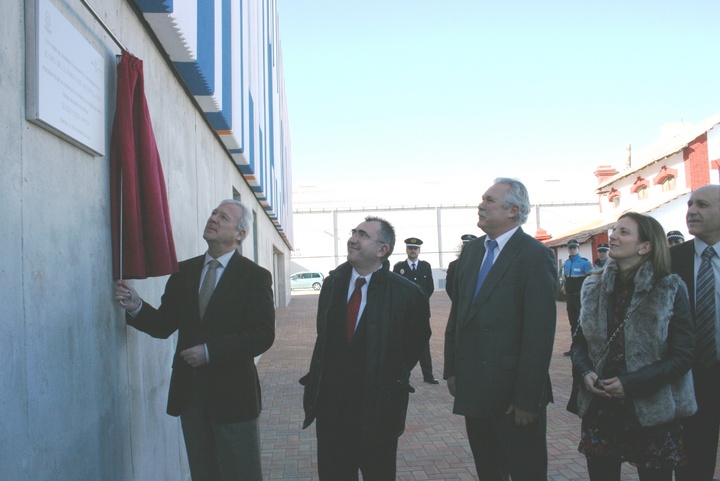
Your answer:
[258,290,720,480]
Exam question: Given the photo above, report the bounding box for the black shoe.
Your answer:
[424,377,440,384]
[563,350,571,356]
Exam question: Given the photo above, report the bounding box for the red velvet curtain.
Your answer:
[110,51,178,280]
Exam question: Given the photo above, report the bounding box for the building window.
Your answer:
[630,176,650,199]
[661,176,676,192]
[653,166,678,192]
[608,188,621,208]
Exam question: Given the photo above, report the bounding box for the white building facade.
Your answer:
[547,114,720,268]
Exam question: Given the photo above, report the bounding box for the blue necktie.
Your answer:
[696,246,717,367]
[473,239,498,300]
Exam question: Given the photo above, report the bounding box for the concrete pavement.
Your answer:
[258,291,719,480]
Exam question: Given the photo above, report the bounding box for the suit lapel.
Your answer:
[467,229,524,319]
[457,237,486,324]
[186,256,204,321]
[679,241,696,311]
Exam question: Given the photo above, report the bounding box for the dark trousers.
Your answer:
[413,343,434,379]
[316,413,398,481]
[675,362,720,481]
[465,409,547,481]
[180,389,262,481]
[566,292,581,335]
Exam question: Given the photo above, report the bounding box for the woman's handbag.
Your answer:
[566,318,627,415]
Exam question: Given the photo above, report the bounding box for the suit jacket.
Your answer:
[446,258,458,299]
[444,228,557,416]
[128,252,275,423]
[393,259,434,298]
[671,240,696,316]
[300,261,431,440]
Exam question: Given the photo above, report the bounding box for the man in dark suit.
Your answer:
[301,216,431,480]
[444,178,557,481]
[115,199,275,481]
[445,234,477,299]
[672,184,720,481]
[393,237,438,383]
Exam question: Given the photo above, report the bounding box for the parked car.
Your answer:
[290,271,324,290]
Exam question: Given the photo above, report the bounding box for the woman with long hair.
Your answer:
[571,212,696,481]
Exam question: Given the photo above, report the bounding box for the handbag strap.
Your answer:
[592,318,626,371]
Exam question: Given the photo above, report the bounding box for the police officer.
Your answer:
[562,239,592,356]
[393,238,438,383]
[446,234,477,299]
[593,243,610,269]
[666,230,685,247]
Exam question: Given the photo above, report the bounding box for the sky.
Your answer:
[277,1,720,205]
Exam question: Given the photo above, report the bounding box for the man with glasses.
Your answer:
[300,216,431,480]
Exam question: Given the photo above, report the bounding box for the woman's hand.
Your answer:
[596,377,625,398]
[583,372,611,398]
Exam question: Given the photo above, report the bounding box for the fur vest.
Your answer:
[576,259,696,427]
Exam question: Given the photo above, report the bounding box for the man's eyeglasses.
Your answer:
[350,229,386,245]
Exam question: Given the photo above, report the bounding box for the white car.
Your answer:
[290,271,324,290]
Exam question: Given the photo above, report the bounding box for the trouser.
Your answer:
[566,292,581,335]
[180,389,262,481]
[465,409,547,481]
[413,343,434,379]
[675,362,720,481]
[316,413,398,481]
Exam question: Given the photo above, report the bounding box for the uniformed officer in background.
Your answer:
[393,238,438,384]
[666,230,685,247]
[446,234,478,299]
[561,239,592,356]
[593,243,610,269]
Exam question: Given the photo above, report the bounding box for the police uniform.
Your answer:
[666,230,685,247]
[562,240,592,355]
[593,243,610,269]
[393,238,437,384]
[446,234,477,299]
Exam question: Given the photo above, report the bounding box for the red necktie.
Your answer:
[346,277,366,342]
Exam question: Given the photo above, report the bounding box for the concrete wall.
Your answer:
[0,0,291,479]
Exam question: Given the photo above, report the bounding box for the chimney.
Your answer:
[625,144,632,169]
[535,228,552,242]
[594,165,619,184]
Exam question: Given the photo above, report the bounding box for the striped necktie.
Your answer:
[696,246,717,367]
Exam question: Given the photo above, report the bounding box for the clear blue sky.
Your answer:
[278,1,720,201]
